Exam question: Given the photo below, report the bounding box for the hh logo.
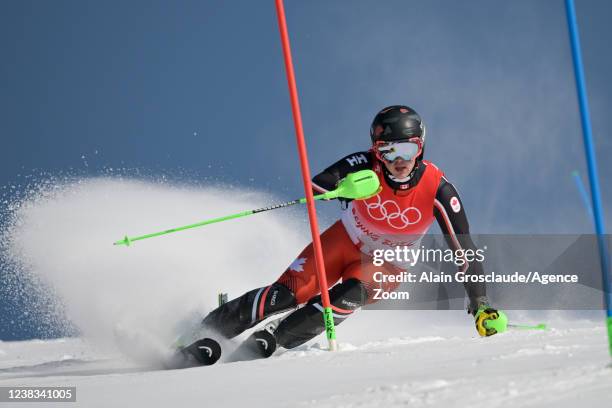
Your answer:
[346,154,368,167]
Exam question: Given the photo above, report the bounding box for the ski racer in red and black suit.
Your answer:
[199,105,505,353]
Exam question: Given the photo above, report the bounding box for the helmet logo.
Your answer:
[374,125,384,137]
[399,108,409,113]
[384,126,392,135]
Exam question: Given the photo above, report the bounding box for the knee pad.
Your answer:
[328,278,367,311]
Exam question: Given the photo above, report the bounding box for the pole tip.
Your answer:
[113,235,131,247]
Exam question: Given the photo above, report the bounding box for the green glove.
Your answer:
[474,306,508,337]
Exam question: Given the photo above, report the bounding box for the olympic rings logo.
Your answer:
[364,195,422,229]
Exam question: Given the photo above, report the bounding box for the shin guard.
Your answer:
[275,279,367,349]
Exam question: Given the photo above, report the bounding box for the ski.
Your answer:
[227,329,277,362]
[167,337,222,368]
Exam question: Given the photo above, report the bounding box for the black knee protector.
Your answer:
[327,278,368,311]
[276,279,367,349]
[202,283,296,339]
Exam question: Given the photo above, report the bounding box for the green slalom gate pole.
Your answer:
[114,169,380,246]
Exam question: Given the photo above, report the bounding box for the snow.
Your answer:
[1,312,612,407]
[1,178,612,407]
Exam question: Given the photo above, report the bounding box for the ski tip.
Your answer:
[173,337,222,368]
[227,330,277,362]
[192,338,222,365]
[254,330,277,358]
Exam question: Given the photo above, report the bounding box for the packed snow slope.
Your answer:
[1,313,612,408]
[1,177,612,407]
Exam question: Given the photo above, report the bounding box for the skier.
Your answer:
[187,105,505,362]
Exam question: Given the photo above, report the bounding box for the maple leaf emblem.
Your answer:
[288,257,307,273]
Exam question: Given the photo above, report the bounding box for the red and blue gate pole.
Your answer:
[274,0,338,351]
[564,0,612,356]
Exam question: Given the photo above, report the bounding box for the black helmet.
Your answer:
[370,105,425,144]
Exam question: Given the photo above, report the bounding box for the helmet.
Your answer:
[370,105,425,145]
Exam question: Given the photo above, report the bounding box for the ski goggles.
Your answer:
[374,138,422,162]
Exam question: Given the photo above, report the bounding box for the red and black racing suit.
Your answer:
[202,152,487,349]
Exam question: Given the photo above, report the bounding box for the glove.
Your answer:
[474,306,508,337]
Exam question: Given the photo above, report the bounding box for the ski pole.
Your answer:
[507,323,548,331]
[113,169,380,246]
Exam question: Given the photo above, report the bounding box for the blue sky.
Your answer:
[1,1,611,338]
[1,0,611,232]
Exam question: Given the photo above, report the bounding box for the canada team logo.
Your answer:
[288,257,307,272]
[450,196,461,213]
[364,195,422,229]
